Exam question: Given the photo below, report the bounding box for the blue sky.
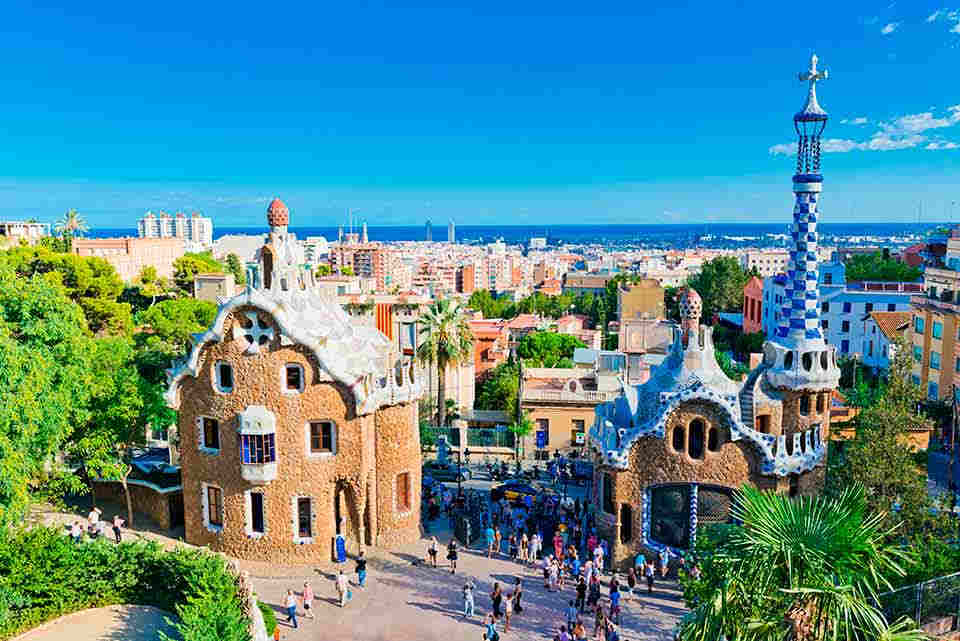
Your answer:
[2,1,960,227]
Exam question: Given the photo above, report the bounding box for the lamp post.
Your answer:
[456,447,472,498]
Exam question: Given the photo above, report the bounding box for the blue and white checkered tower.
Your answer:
[764,54,841,392]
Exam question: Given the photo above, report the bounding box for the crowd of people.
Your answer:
[67,507,125,544]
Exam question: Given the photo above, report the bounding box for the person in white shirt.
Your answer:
[335,570,350,607]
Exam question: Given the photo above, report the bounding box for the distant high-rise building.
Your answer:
[362,221,368,243]
[529,237,547,250]
[425,220,432,242]
[448,220,456,244]
[138,211,213,251]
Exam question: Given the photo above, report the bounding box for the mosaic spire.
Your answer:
[764,54,840,392]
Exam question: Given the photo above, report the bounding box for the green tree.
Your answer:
[136,265,172,306]
[54,208,89,238]
[475,360,520,420]
[664,286,681,322]
[678,484,920,641]
[508,412,534,460]
[0,246,131,335]
[826,336,939,540]
[516,331,586,368]
[223,253,247,287]
[0,267,94,524]
[845,252,922,283]
[686,256,753,321]
[341,265,355,276]
[315,263,332,277]
[134,298,218,383]
[172,252,224,294]
[417,299,474,426]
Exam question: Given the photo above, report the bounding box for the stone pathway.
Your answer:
[32,503,685,641]
[12,605,177,641]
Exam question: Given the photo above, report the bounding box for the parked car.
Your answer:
[422,460,472,482]
[490,479,552,503]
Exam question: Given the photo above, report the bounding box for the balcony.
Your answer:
[912,295,960,315]
[522,388,619,404]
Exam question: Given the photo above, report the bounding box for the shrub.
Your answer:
[0,527,251,641]
[257,600,277,637]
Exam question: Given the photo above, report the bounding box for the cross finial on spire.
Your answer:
[797,53,828,117]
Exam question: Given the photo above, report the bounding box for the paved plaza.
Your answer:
[250,526,684,641]
[13,605,176,641]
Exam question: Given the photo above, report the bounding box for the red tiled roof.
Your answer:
[867,311,911,341]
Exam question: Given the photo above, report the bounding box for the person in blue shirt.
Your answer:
[485,526,496,559]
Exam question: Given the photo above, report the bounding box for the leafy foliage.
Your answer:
[845,252,922,283]
[677,484,921,641]
[515,331,586,368]
[257,601,277,637]
[825,337,940,544]
[173,252,224,294]
[0,246,131,335]
[315,263,332,277]
[417,299,474,425]
[224,253,247,287]
[475,360,520,420]
[0,527,251,641]
[686,256,754,321]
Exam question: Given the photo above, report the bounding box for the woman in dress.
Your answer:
[447,538,459,574]
[519,531,529,563]
[503,591,513,632]
[513,577,524,614]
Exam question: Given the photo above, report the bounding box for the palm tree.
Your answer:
[55,208,89,238]
[416,298,474,426]
[678,483,922,641]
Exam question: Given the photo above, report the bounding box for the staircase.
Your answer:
[739,367,764,429]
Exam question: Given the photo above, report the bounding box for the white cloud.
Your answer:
[925,141,960,149]
[881,22,900,34]
[840,117,869,125]
[952,22,960,33]
[928,9,943,22]
[768,142,795,155]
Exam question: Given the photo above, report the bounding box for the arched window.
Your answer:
[619,504,633,543]
[785,434,794,455]
[649,485,690,549]
[672,426,685,452]
[784,351,794,370]
[688,419,705,459]
[707,427,719,452]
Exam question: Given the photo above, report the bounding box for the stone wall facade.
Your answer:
[594,398,818,571]
[93,482,177,530]
[175,305,421,564]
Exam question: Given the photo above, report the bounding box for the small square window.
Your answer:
[933,321,943,340]
[821,302,830,313]
[202,418,220,450]
[308,421,336,454]
[865,303,873,313]
[285,364,304,392]
[931,351,941,371]
[841,320,850,333]
[216,362,233,392]
[887,303,896,312]
[843,302,852,314]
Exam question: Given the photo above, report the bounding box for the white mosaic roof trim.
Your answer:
[587,326,826,477]
[165,285,423,414]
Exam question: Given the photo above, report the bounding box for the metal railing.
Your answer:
[466,428,515,449]
[878,571,960,630]
[422,425,460,447]
[522,388,618,403]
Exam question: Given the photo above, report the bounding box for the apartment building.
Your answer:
[861,311,909,372]
[617,279,665,321]
[910,241,960,400]
[741,250,789,277]
[73,237,185,282]
[761,262,920,358]
[742,276,764,334]
[137,211,213,251]
[0,220,50,245]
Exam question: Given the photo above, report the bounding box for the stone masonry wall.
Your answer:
[597,400,779,569]
[93,482,174,530]
[175,306,421,564]
[374,402,423,548]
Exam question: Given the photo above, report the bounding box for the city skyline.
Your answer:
[2,2,960,225]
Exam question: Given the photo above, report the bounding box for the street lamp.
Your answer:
[456,448,472,498]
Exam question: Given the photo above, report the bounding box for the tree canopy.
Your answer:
[845,252,922,283]
[515,330,586,368]
[475,360,520,420]
[172,252,224,294]
[686,256,754,322]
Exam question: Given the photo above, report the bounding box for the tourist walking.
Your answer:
[644,559,656,594]
[486,525,496,558]
[593,541,605,574]
[447,538,459,574]
[575,575,587,612]
[284,589,298,628]
[87,507,101,528]
[428,536,440,568]
[111,514,124,544]
[336,569,350,607]
[573,619,588,640]
[484,614,499,641]
[626,567,637,599]
[593,605,605,639]
[463,579,476,618]
[302,581,315,620]
[659,547,670,578]
[519,532,529,562]
[490,582,503,619]
[503,591,513,632]
[356,550,368,587]
[494,527,502,557]
[513,577,523,614]
[70,521,83,544]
